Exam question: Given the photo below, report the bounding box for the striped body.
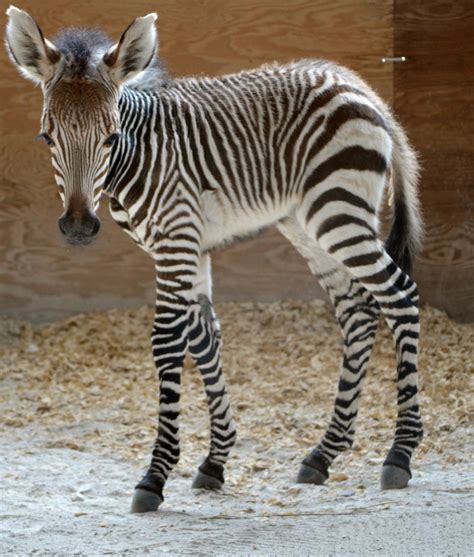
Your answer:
[5,10,423,511]
[107,61,393,256]
[104,60,423,498]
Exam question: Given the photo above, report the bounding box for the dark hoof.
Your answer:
[192,469,223,490]
[296,462,328,485]
[192,458,225,490]
[380,465,411,490]
[297,451,329,485]
[130,488,163,513]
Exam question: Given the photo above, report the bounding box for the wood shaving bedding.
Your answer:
[0,302,472,484]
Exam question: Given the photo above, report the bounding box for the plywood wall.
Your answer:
[1,0,394,320]
[394,1,474,322]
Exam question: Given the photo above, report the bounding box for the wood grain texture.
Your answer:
[394,0,474,321]
[0,0,393,320]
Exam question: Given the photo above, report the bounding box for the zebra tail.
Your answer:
[385,122,423,275]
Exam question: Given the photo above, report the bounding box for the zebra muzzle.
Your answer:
[58,209,101,245]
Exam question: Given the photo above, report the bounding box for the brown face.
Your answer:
[40,78,120,245]
[6,7,159,244]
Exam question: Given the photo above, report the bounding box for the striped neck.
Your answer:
[104,86,160,200]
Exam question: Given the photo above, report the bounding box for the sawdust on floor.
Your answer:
[0,300,472,484]
[1,301,473,555]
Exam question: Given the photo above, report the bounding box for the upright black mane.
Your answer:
[53,27,112,78]
[52,27,169,89]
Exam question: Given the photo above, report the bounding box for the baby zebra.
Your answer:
[6,7,423,513]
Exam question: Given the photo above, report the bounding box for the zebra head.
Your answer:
[5,6,158,245]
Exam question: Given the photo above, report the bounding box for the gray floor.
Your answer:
[1,432,472,557]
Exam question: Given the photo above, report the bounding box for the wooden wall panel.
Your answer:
[0,0,393,320]
[394,0,474,321]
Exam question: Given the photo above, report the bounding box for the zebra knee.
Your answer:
[197,293,214,323]
[151,313,188,364]
[189,295,221,351]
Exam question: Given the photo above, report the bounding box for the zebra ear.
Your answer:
[5,5,61,85]
[101,13,158,86]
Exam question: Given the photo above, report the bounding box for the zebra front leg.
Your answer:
[131,301,189,512]
[131,222,201,512]
[188,255,236,490]
[298,272,380,485]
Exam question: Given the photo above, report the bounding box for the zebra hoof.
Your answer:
[380,465,411,490]
[296,462,328,485]
[130,488,163,513]
[192,469,223,490]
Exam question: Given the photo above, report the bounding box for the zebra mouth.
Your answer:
[64,233,96,246]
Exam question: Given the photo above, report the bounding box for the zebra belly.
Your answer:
[200,192,291,251]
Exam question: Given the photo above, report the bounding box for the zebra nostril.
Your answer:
[81,211,101,237]
[91,216,101,236]
[58,214,70,236]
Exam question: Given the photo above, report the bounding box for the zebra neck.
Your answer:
[104,85,169,206]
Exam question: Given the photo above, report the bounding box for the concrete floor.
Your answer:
[1,428,472,556]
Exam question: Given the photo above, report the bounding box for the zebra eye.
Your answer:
[104,133,120,147]
[36,133,53,146]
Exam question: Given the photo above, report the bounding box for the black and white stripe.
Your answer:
[5,10,423,512]
[103,62,423,505]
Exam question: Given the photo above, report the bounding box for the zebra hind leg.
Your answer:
[298,273,380,485]
[278,218,380,484]
[314,230,422,489]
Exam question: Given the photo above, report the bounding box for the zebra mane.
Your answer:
[52,27,169,89]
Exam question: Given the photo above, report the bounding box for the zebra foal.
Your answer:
[6,7,424,513]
